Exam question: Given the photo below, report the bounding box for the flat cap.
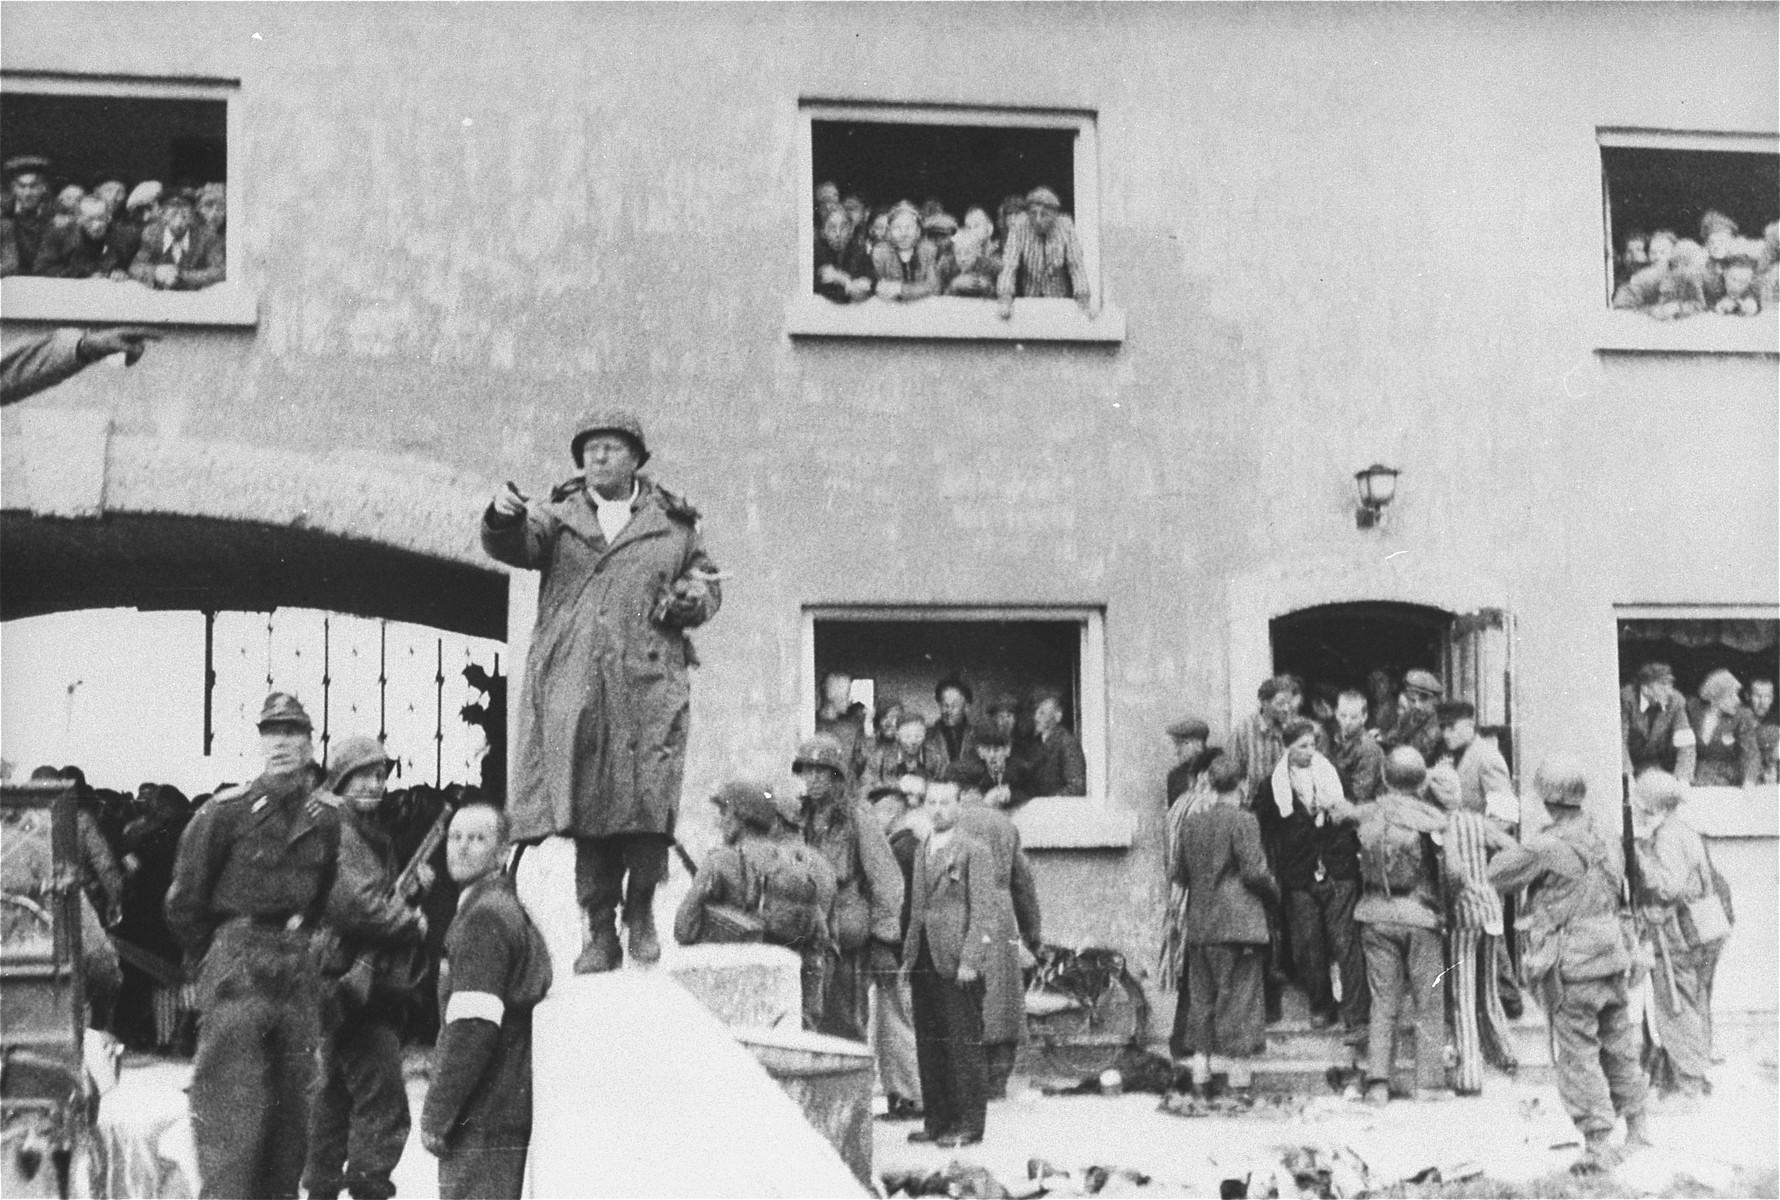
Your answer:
[125,181,162,211]
[1403,669,1442,697]
[922,212,959,235]
[1025,186,1062,209]
[257,692,313,732]
[1167,717,1210,742]
[570,410,650,467]
[3,154,50,176]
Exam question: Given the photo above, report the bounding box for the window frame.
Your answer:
[0,70,255,327]
[1613,601,1779,836]
[801,603,1129,848]
[1593,126,1778,356]
[788,99,1125,344]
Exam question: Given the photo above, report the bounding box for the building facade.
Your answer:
[4,3,1775,1018]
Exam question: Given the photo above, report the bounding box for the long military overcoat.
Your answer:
[482,476,719,842]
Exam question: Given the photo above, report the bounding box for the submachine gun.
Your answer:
[319,803,453,1009]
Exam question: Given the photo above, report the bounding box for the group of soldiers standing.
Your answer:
[163,693,546,1200]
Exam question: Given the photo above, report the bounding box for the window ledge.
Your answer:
[1591,309,1777,355]
[1680,785,1779,839]
[1011,795,1135,849]
[2,276,258,327]
[787,294,1125,343]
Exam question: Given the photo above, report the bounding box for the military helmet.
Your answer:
[257,692,313,733]
[326,735,395,795]
[791,733,849,780]
[711,780,779,832]
[571,410,650,468]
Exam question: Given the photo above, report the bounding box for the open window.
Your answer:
[802,605,1126,847]
[788,101,1123,343]
[1594,128,1777,354]
[1,72,254,325]
[1616,606,1778,796]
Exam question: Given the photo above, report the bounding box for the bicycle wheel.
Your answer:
[1027,969,1150,1078]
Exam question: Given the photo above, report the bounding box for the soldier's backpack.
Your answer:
[741,842,829,950]
[1359,806,1436,893]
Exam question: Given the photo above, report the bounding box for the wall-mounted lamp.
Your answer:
[1354,463,1400,529]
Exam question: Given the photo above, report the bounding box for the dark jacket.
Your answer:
[1255,776,1362,888]
[483,476,720,841]
[1328,728,1384,803]
[1173,803,1276,945]
[902,832,997,979]
[803,796,904,951]
[1026,727,1087,797]
[1620,685,1694,777]
[35,222,135,278]
[423,873,552,1142]
[955,800,1041,1043]
[813,236,873,302]
[318,807,426,1006]
[128,220,226,289]
[164,774,341,960]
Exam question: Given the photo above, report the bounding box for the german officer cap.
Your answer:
[791,734,849,780]
[325,735,395,794]
[257,692,313,732]
[571,410,650,468]
[710,780,779,832]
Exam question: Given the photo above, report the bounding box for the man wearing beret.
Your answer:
[484,412,720,974]
[165,693,343,1199]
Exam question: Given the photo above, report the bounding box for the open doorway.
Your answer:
[1270,602,1451,702]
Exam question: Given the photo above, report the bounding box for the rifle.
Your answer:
[325,802,453,1007]
[1620,774,1644,907]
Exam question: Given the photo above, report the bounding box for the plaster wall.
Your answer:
[4,2,1776,999]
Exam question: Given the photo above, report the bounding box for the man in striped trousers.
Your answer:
[1428,762,1519,1093]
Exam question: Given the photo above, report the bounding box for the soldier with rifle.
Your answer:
[1487,757,1650,1173]
[304,737,448,1200]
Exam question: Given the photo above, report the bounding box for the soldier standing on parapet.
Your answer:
[165,693,343,1199]
[483,411,721,974]
[1487,756,1650,1174]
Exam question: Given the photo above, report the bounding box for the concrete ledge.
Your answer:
[1012,796,1136,849]
[667,943,804,1031]
[786,294,1126,343]
[2,276,259,327]
[1590,308,1778,355]
[1682,785,1779,838]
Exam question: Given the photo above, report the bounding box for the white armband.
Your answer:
[445,990,505,1025]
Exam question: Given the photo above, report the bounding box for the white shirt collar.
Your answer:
[588,480,639,543]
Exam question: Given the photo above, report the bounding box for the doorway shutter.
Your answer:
[1446,608,1515,772]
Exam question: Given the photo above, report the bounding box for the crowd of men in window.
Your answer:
[811,181,1092,317]
[0,153,227,288]
[1611,210,1779,320]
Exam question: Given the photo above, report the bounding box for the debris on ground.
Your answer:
[1039,1048,1186,1097]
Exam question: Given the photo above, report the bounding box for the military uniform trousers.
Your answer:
[1547,974,1647,1135]
[1647,939,1712,1090]
[870,963,922,1105]
[1361,922,1446,1091]
[574,833,669,914]
[189,925,320,1199]
[821,947,873,1043]
[439,1131,529,1200]
[910,944,988,1140]
[1447,929,1517,1094]
[303,1013,410,1199]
